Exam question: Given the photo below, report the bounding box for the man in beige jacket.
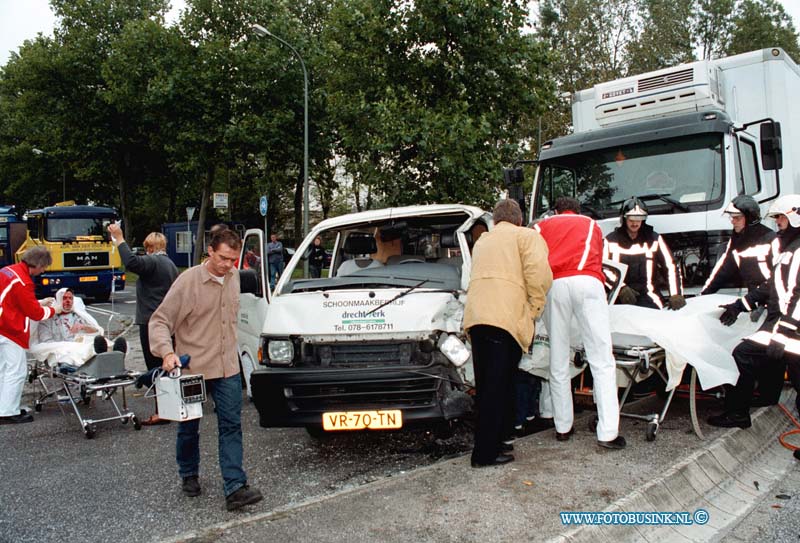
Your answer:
[150,228,263,511]
[464,199,552,467]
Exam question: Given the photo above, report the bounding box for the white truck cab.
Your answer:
[238,204,490,436]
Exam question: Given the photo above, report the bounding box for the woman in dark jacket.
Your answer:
[108,223,178,425]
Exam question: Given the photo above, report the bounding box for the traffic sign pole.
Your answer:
[186,207,196,268]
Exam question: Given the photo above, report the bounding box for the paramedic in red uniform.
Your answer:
[535,197,625,449]
[0,246,57,424]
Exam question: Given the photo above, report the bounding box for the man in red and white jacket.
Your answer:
[534,197,625,449]
[0,246,57,424]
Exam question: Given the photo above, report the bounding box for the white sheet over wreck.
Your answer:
[522,294,761,391]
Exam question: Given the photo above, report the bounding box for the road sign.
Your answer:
[213,193,229,209]
[259,195,268,217]
[186,207,196,222]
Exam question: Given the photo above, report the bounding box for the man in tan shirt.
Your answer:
[463,199,552,467]
[149,228,263,511]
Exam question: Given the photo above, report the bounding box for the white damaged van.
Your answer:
[238,205,490,436]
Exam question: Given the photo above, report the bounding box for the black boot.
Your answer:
[93,335,108,354]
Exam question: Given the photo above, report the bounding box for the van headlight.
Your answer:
[439,334,470,367]
[267,340,294,365]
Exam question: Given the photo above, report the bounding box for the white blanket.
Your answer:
[521,294,762,392]
[608,294,761,391]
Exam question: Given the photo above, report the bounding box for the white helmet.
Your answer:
[767,195,800,228]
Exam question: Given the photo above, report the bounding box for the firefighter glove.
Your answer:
[766,340,785,360]
[749,305,766,323]
[617,286,639,305]
[667,294,686,310]
[719,300,745,326]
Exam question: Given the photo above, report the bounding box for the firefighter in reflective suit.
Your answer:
[604,198,685,310]
[708,195,800,428]
[702,195,777,302]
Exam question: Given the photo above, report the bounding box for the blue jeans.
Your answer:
[514,370,541,427]
[269,261,285,288]
[176,374,247,497]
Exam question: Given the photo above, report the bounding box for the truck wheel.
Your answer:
[93,292,111,303]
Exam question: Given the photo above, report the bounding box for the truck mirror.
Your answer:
[760,122,783,170]
[503,167,524,187]
[508,185,526,218]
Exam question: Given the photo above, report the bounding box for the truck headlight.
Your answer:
[439,334,470,367]
[267,340,294,364]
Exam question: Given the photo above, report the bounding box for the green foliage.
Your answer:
[3,0,800,241]
[726,0,800,59]
[626,0,695,73]
[322,0,553,209]
[693,0,736,59]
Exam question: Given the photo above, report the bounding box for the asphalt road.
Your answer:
[0,287,473,543]
[1,390,472,543]
[2,287,798,543]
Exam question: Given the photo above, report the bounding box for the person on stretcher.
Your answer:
[29,288,124,367]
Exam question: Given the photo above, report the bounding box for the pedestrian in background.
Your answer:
[149,228,263,511]
[0,246,57,425]
[108,223,178,425]
[308,236,326,278]
[267,233,284,289]
[464,199,552,467]
[535,197,625,450]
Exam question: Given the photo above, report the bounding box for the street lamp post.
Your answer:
[252,24,309,274]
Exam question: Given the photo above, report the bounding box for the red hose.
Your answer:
[778,403,800,451]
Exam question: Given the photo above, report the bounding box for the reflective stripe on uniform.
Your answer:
[703,240,732,291]
[577,220,595,271]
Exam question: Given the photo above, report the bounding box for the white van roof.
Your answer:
[311,204,487,232]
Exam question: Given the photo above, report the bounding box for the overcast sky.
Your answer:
[1,0,799,66]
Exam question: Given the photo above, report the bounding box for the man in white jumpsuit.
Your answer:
[535,197,625,449]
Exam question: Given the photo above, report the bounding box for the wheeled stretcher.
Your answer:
[28,351,142,439]
[613,332,714,440]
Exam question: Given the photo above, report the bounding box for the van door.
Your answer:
[238,229,270,399]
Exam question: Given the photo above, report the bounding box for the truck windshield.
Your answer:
[45,217,111,241]
[534,133,723,218]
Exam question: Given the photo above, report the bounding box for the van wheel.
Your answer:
[94,292,111,303]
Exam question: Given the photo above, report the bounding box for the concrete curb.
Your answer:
[553,392,798,543]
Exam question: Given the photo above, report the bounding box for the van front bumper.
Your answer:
[250,364,472,429]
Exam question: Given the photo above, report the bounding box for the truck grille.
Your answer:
[63,251,109,268]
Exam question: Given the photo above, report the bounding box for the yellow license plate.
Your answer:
[79,276,98,282]
[322,410,403,431]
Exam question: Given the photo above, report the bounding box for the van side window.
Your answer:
[241,233,264,296]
